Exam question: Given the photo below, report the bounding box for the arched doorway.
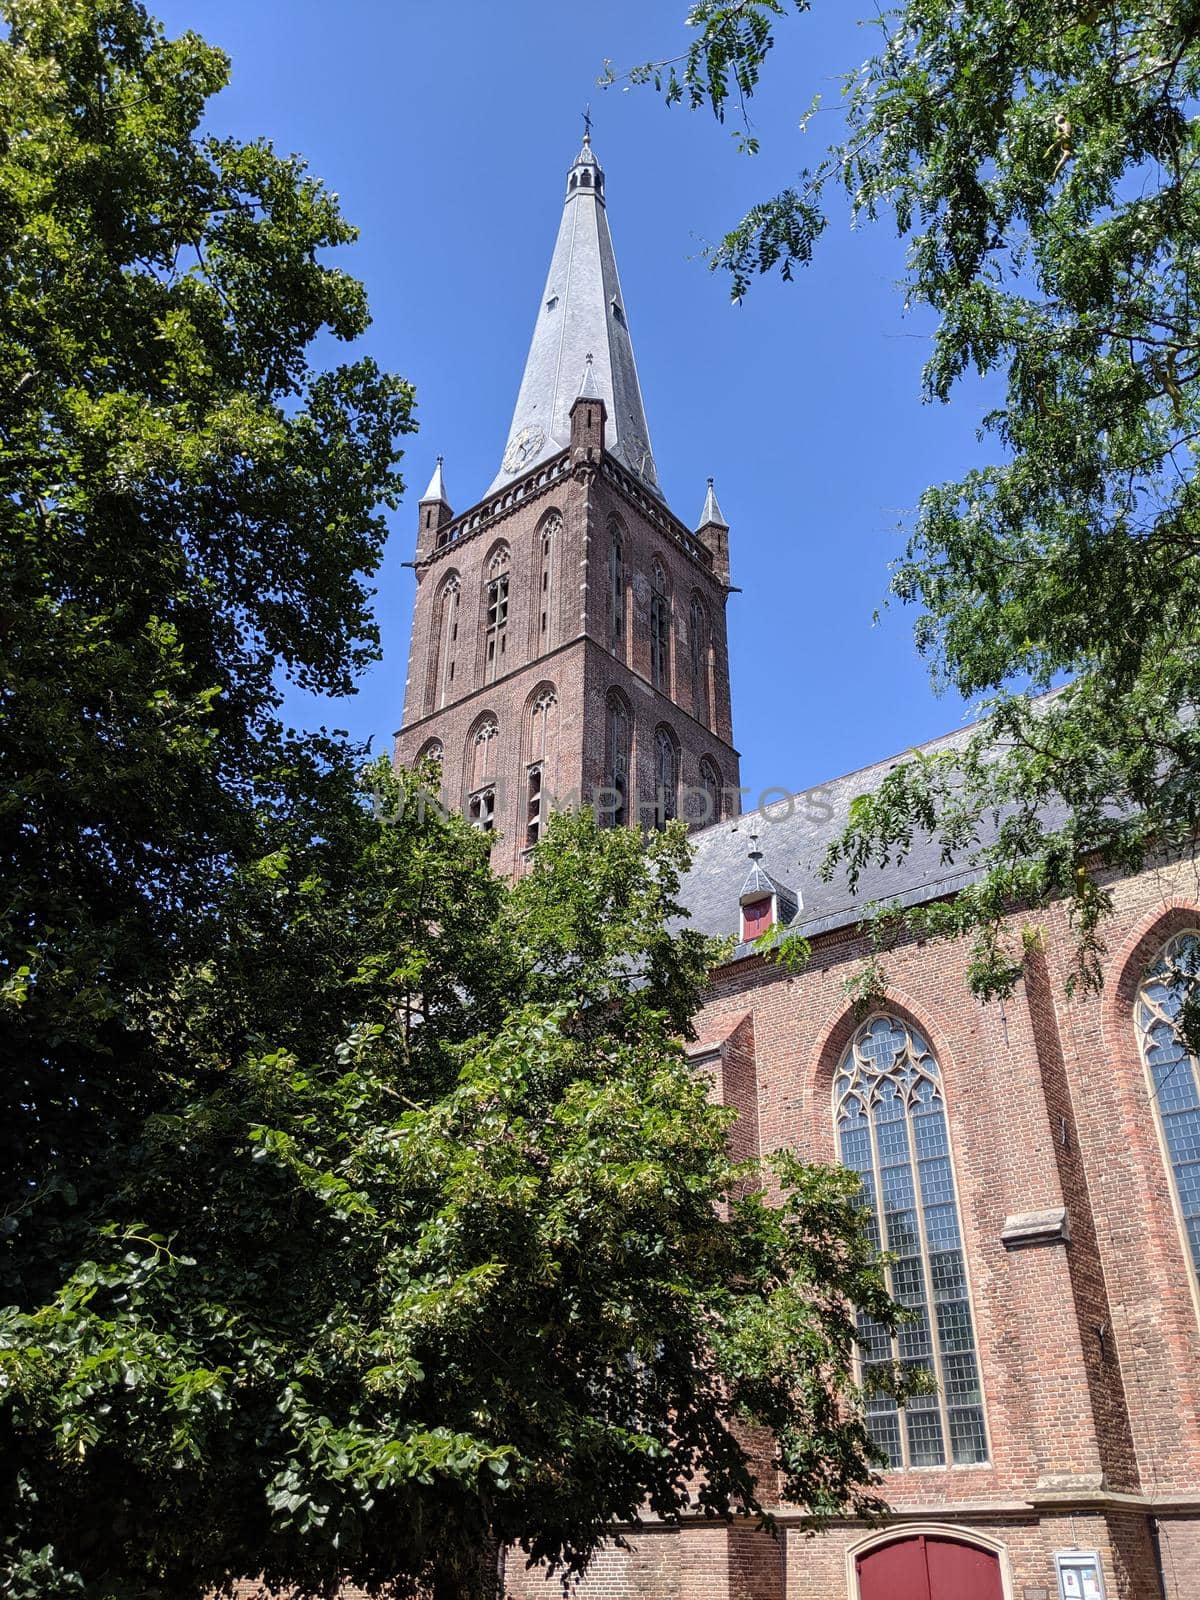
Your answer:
[857,1534,1004,1600]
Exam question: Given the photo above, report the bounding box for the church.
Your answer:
[393,134,1200,1600]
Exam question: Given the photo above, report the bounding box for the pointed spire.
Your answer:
[420,455,449,505]
[576,351,602,402]
[697,477,728,530]
[489,137,661,498]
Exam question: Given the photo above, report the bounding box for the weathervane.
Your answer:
[582,103,593,142]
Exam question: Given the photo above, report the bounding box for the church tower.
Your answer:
[395,135,740,878]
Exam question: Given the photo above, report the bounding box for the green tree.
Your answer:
[0,0,414,1300]
[0,5,908,1595]
[3,777,908,1598]
[627,1,1200,1033]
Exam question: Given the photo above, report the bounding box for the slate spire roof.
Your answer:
[420,455,449,505]
[576,351,602,402]
[489,136,661,497]
[698,477,728,530]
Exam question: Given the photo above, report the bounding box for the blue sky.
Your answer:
[155,0,997,803]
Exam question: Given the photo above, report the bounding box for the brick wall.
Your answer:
[505,857,1200,1600]
[222,867,1200,1600]
[389,415,1200,1600]
[395,419,741,877]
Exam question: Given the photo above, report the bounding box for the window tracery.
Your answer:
[415,739,444,805]
[689,593,710,730]
[1135,931,1200,1280]
[484,545,510,684]
[835,1015,988,1469]
[650,561,669,692]
[426,573,460,712]
[525,688,558,848]
[538,515,560,648]
[698,756,722,825]
[467,718,499,834]
[653,724,678,830]
[603,690,631,827]
[608,522,625,657]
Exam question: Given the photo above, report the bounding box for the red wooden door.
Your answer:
[926,1537,1004,1597]
[741,896,773,940]
[858,1536,928,1600]
[857,1535,1004,1600]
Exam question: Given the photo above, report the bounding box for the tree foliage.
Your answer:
[4,776,907,1598]
[0,5,907,1595]
[0,0,414,1261]
[633,0,1200,1037]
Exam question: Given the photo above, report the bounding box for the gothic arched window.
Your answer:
[538,514,560,649]
[650,560,670,692]
[466,717,499,834]
[426,572,460,713]
[698,756,722,825]
[653,724,678,830]
[689,594,710,731]
[415,739,444,807]
[835,1015,988,1470]
[602,689,631,827]
[483,544,510,685]
[608,521,625,658]
[1135,931,1200,1282]
[524,686,558,849]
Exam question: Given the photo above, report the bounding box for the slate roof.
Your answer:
[697,478,728,531]
[677,718,992,958]
[419,455,449,506]
[488,137,662,499]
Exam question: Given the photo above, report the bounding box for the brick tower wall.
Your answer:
[395,414,741,876]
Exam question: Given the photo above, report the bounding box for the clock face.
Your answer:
[502,423,545,474]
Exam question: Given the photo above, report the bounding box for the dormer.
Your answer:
[739,836,800,944]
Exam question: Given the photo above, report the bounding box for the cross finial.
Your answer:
[582,103,593,143]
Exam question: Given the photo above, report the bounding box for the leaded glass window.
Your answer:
[1135,932,1200,1279]
[653,724,677,830]
[603,690,630,827]
[650,562,669,692]
[835,1015,988,1469]
[698,756,722,825]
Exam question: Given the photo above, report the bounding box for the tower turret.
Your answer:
[569,353,606,471]
[416,456,453,561]
[394,136,741,878]
[696,477,730,585]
